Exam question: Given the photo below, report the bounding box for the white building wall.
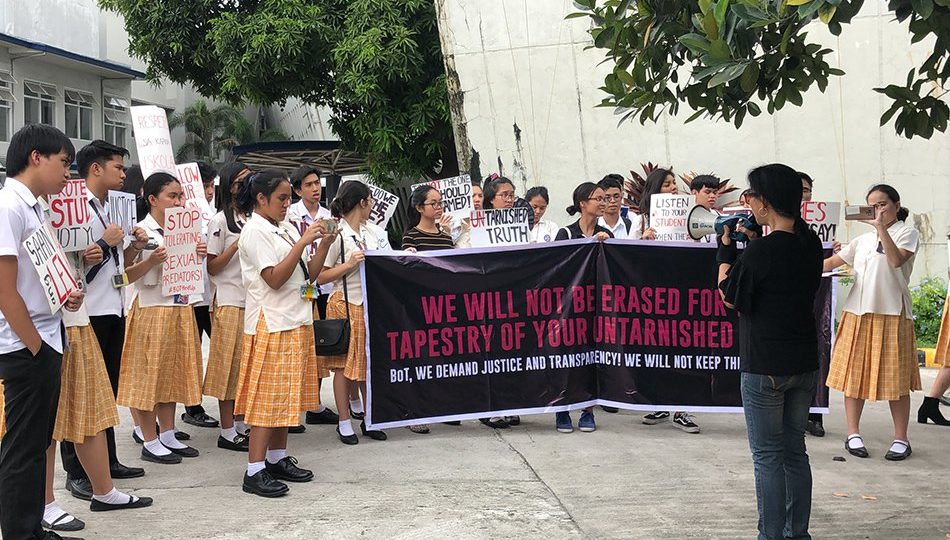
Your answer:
[436,0,950,280]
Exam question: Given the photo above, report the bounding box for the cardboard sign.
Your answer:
[162,207,204,296]
[24,223,79,313]
[106,190,137,236]
[175,163,214,227]
[801,201,841,242]
[650,194,694,242]
[470,207,531,247]
[130,105,176,179]
[367,184,399,229]
[410,174,473,219]
[47,179,92,252]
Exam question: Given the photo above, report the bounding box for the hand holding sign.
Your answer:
[161,207,204,296]
[23,223,79,313]
[102,224,124,248]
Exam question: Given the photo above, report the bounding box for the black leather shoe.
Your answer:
[360,421,387,441]
[174,429,191,441]
[265,456,314,483]
[42,512,85,531]
[288,424,306,434]
[132,431,143,444]
[166,444,200,458]
[600,406,619,413]
[217,434,249,452]
[41,531,83,540]
[443,421,462,426]
[479,417,509,429]
[66,476,93,501]
[336,426,358,445]
[141,446,182,464]
[845,435,869,458]
[181,410,219,428]
[884,441,912,461]
[109,462,145,479]
[90,495,153,512]
[806,419,826,437]
[242,470,289,498]
[506,415,521,426]
[349,407,366,420]
[306,408,340,425]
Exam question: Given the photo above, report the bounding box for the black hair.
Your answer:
[747,164,819,247]
[638,168,674,223]
[142,172,181,212]
[329,180,371,218]
[598,174,624,192]
[407,184,439,229]
[798,171,813,187]
[6,124,76,178]
[216,161,250,234]
[290,165,321,190]
[483,176,515,209]
[197,161,217,186]
[525,186,549,205]
[690,174,721,192]
[76,140,129,178]
[122,165,147,221]
[235,169,290,216]
[867,184,910,221]
[566,182,600,216]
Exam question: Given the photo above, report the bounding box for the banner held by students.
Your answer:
[362,241,834,429]
[130,105,176,179]
[23,223,80,313]
[106,190,137,237]
[410,175,473,219]
[46,179,93,252]
[162,207,204,296]
[650,194,694,242]
[469,207,531,247]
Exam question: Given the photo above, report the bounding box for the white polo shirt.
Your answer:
[84,189,127,317]
[0,178,65,354]
[239,212,312,335]
[207,211,246,309]
[131,214,199,308]
[323,219,382,306]
[839,220,919,319]
[598,215,630,239]
[287,200,333,295]
[530,218,560,243]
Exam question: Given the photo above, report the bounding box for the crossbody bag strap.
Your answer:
[339,235,351,320]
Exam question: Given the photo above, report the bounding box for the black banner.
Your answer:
[362,240,833,429]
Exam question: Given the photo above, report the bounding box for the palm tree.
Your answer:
[169,100,288,163]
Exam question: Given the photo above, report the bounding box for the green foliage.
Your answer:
[99,0,451,184]
[571,0,950,139]
[911,277,947,348]
[168,100,286,163]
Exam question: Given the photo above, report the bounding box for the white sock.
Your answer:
[247,461,265,476]
[235,420,249,434]
[43,501,75,526]
[92,487,139,505]
[144,438,171,456]
[349,398,364,414]
[221,427,238,441]
[847,434,865,449]
[133,425,144,440]
[889,439,909,453]
[265,449,287,464]
[313,405,326,414]
[338,419,355,436]
[159,429,188,450]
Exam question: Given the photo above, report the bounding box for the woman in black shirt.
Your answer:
[402,185,455,253]
[718,164,823,540]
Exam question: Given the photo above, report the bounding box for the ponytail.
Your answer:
[236,169,289,216]
[567,182,599,217]
[566,204,579,215]
[897,207,910,221]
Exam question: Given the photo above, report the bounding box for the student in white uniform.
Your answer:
[597,175,632,239]
[526,187,559,243]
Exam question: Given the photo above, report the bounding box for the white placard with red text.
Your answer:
[24,223,79,313]
[650,194,693,242]
[162,207,205,297]
[410,175,473,219]
[47,179,93,252]
[470,207,531,247]
[175,162,214,227]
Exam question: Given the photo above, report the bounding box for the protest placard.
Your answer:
[367,184,399,229]
[410,175,473,219]
[176,162,214,226]
[801,201,841,242]
[47,179,92,252]
[130,105,176,179]
[469,207,531,247]
[23,223,79,313]
[650,194,694,242]
[106,190,137,236]
[162,206,204,297]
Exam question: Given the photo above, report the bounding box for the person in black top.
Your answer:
[718,163,823,540]
[402,185,455,253]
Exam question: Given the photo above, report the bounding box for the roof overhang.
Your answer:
[231,140,368,176]
[0,33,145,80]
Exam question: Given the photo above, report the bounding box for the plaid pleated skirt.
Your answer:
[312,303,330,379]
[203,305,244,400]
[827,311,922,401]
[320,292,367,381]
[54,326,120,443]
[935,296,950,367]
[117,299,203,410]
[234,314,321,427]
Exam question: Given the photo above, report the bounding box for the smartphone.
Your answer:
[317,218,338,234]
[144,239,159,250]
[844,205,875,221]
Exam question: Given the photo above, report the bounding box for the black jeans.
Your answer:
[185,306,212,417]
[0,344,63,540]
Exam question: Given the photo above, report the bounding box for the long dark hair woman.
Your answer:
[636,168,678,240]
[402,185,454,253]
[718,163,823,540]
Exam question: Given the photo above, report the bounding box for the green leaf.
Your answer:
[879,103,901,126]
[786,0,815,5]
[616,68,637,87]
[714,0,730,36]
[748,101,762,116]
[564,12,590,19]
[708,62,747,87]
[702,11,719,39]
[679,33,712,54]
[911,0,934,19]
[740,62,760,92]
[828,68,845,76]
[699,0,714,15]
[818,4,837,23]
[709,39,732,61]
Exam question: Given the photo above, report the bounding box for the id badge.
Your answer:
[112,273,130,289]
[173,294,189,305]
[299,284,317,301]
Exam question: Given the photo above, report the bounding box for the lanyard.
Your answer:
[275,227,310,282]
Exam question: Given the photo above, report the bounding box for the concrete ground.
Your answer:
[51,369,948,540]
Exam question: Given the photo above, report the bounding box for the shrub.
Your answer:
[912,277,948,348]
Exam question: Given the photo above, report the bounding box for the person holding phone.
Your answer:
[823,184,921,460]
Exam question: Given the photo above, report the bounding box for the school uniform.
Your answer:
[321,220,383,382]
[203,212,246,401]
[597,215,630,239]
[288,201,334,319]
[530,218,560,243]
[116,214,203,411]
[234,213,320,427]
[937,283,950,368]
[554,220,614,241]
[827,221,922,400]
[0,177,65,540]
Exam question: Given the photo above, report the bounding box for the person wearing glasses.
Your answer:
[483,176,516,210]
[597,174,632,239]
[402,185,455,253]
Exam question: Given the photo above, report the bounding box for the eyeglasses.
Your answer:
[587,196,607,203]
[497,192,516,201]
[422,201,445,208]
[603,194,622,202]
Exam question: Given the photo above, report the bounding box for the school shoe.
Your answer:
[884,440,912,461]
[217,434,250,452]
[42,513,85,532]
[174,429,191,441]
[578,411,596,432]
[806,419,826,437]
[110,462,145,479]
[349,407,366,420]
[242,470,289,498]
[288,424,307,434]
[336,426,358,445]
[505,416,521,426]
[181,410,219,428]
[845,434,869,458]
[141,446,182,465]
[132,430,144,444]
[90,495,154,512]
[600,406,619,413]
[917,396,950,426]
[642,411,671,425]
[41,531,83,540]
[479,417,509,429]
[443,421,462,426]
[165,444,200,458]
[305,408,340,425]
[360,421,387,441]
[265,456,314,483]
[555,412,573,433]
[65,476,93,501]
[135,425,191,442]
[673,413,700,433]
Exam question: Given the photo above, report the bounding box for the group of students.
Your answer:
[1,122,948,539]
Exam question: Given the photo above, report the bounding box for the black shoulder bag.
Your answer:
[313,235,351,356]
